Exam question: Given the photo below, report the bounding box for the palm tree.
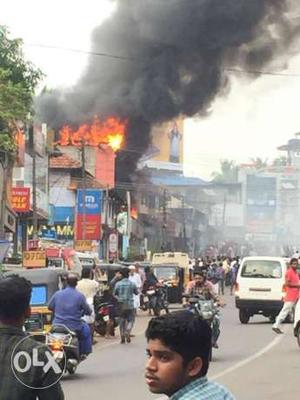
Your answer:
[250,157,268,169]
[212,159,238,183]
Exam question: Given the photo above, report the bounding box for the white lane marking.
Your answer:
[210,329,287,380]
[154,333,287,400]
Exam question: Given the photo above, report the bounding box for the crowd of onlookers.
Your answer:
[189,256,240,296]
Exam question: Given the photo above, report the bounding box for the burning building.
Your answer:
[37,0,299,183]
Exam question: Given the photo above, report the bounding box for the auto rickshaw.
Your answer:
[4,268,65,340]
[151,263,184,303]
[96,263,123,284]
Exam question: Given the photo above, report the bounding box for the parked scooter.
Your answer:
[142,283,169,316]
[46,325,81,375]
[94,293,118,336]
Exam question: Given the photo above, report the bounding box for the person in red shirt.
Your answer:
[272,258,300,334]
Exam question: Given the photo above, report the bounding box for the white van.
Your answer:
[235,256,289,324]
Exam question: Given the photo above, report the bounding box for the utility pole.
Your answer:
[0,151,8,239]
[222,191,227,239]
[81,141,87,240]
[182,195,187,252]
[162,189,167,251]
[31,124,38,240]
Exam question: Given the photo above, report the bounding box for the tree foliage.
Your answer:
[212,159,238,183]
[272,156,288,167]
[0,26,43,157]
[250,157,268,169]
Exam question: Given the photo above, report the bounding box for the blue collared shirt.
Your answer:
[48,286,91,331]
[170,377,235,400]
[114,278,137,310]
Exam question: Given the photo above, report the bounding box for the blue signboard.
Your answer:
[77,190,102,215]
[41,228,57,240]
[51,206,75,223]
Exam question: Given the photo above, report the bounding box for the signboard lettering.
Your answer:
[23,251,46,269]
[12,187,30,213]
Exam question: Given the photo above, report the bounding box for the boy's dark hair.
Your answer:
[290,258,299,265]
[146,311,211,377]
[81,267,91,279]
[0,275,32,320]
[120,267,129,278]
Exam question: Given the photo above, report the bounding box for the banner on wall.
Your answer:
[75,189,102,240]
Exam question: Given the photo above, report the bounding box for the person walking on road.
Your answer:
[114,267,138,344]
[77,267,99,343]
[272,257,300,334]
[145,310,235,399]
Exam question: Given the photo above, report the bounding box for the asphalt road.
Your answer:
[61,293,300,400]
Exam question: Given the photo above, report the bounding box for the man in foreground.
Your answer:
[0,275,64,399]
[145,311,235,399]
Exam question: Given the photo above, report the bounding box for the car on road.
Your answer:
[235,256,289,324]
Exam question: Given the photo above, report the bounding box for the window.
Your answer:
[241,260,282,278]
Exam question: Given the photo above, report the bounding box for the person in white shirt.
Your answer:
[77,267,99,342]
[129,265,142,334]
[77,267,99,299]
[129,265,142,310]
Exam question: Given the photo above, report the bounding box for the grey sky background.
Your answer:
[2,0,300,179]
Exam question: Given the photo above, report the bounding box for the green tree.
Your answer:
[250,157,268,169]
[212,159,238,183]
[272,156,288,167]
[0,26,43,158]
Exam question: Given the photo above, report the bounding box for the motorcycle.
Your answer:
[46,324,81,375]
[142,283,169,316]
[94,294,118,336]
[185,295,220,360]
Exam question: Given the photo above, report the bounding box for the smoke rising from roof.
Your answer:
[37,0,299,180]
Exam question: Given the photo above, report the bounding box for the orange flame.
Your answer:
[57,116,126,152]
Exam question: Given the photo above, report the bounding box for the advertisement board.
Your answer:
[23,251,46,269]
[77,190,102,215]
[74,240,93,252]
[108,231,118,260]
[149,118,184,164]
[246,175,276,233]
[75,214,101,240]
[75,189,102,240]
[12,187,30,213]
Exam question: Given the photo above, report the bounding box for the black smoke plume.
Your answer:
[37,0,299,181]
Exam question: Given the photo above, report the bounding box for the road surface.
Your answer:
[61,294,299,399]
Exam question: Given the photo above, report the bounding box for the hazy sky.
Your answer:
[2,0,300,179]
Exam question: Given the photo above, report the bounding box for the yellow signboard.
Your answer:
[23,251,46,269]
[74,240,93,252]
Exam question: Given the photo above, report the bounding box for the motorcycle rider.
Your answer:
[48,273,92,358]
[142,267,159,313]
[184,271,223,349]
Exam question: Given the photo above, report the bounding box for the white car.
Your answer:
[235,256,289,324]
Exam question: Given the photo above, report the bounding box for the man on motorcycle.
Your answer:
[184,272,222,349]
[142,267,159,314]
[48,273,92,358]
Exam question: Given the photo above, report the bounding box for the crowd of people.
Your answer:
[189,256,240,296]
[0,270,235,399]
